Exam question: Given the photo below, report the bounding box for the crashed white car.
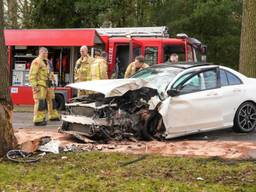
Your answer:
[61,63,256,140]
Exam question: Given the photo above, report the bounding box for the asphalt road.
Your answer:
[13,111,256,142]
[13,112,61,129]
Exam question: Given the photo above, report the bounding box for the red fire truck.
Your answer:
[4,26,207,109]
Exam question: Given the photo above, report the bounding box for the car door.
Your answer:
[219,69,245,126]
[160,68,224,136]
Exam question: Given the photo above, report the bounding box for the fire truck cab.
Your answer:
[98,27,207,78]
[4,27,206,109]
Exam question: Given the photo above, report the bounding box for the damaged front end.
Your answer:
[60,87,165,141]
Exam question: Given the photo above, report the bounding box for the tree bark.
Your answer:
[239,0,256,77]
[7,0,18,28]
[0,0,17,157]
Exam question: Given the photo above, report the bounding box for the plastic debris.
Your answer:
[196,177,205,181]
[61,156,68,160]
[38,139,61,154]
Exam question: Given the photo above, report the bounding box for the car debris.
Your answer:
[38,139,61,154]
[20,136,51,153]
[120,155,147,167]
[13,127,256,160]
[60,79,165,143]
[6,150,46,163]
[65,131,95,143]
[20,136,61,154]
[60,78,165,142]
[196,177,205,181]
[61,156,68,160]
[7,136,62,163]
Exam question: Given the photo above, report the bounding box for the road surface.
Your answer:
[13,111,256,159]
[13,112,256,142]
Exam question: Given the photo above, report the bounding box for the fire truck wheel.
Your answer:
[55,93,65,111]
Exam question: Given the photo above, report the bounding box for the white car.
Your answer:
[61,63,256,140]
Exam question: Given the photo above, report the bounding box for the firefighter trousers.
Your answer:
[32,86,60,123]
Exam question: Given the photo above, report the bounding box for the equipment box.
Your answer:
[12,70,29,86]
[15,63,26,70]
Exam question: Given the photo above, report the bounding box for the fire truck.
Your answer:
[4,26,207,109]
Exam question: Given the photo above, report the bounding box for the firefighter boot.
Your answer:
[33,99,47,126]
[46,88,60,121]
[48,99,60,121]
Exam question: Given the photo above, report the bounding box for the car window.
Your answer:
[179,74,202,94]
[172,69,218,95]
[203,70,217,89]
[220,69,228,86]
[172,73,192,89]
[226,70,242,85]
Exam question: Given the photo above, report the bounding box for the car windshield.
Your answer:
[132,67,183,92]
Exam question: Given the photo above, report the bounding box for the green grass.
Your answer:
[0,152,256,192]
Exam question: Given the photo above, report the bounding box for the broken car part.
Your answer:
[6,150,45,163]
[61,86,165,141]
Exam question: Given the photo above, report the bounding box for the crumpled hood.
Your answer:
[67,78,154,97]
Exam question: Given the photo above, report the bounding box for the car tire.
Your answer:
[233,101,256,133]
[141,111,162,141]
[55,94,65,111]
[60,121,69,131]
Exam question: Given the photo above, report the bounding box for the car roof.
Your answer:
[150,62,216,70]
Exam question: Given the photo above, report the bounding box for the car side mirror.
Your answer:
[167,89,180,97]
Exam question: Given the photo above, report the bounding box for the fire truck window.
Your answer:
[164,45,185,62]
[144,47,158,66]
[133,47,141,59]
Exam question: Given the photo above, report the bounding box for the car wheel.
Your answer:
[141,111,162,141]
[233,102,256,133]
[59,121,69,133]
[55,94,65,111]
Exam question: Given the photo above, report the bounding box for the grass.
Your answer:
[0,152,256,192]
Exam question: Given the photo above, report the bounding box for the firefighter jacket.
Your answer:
[91,56,108,80]
[29,56,51,88]
[124,62,149,78]
[74,55,94,82]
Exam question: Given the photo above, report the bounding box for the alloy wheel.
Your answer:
[238,103,256,131]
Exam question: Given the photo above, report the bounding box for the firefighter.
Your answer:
[46,56,60,122]
[74,45,94,96]
[124,55,149,78]
[91,49,108,80]
[170,53,179,63]
[29,47,60,126]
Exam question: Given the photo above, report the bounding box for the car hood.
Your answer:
[67,78,154,97]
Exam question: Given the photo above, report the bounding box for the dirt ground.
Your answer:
[13,110,256,160]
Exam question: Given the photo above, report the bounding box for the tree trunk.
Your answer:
[0,0,17,157]
[239,0,256,77]
[7,0,18,28]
